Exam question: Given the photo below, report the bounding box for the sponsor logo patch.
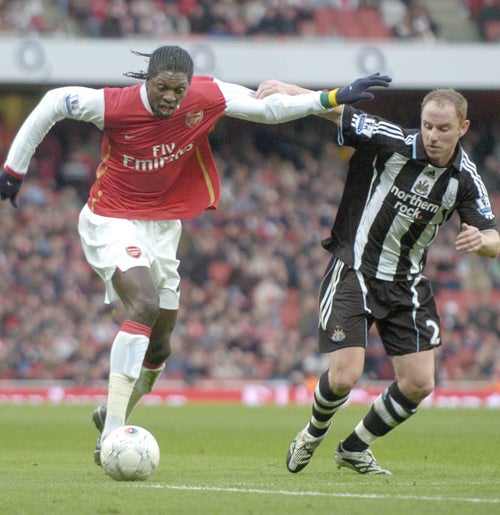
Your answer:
[126,246,142,258]
[330,326,346,343]
[185,110,204,128]
[476,196,493,219]
[354,114,376,137]
[390,184,440,221]
[65,94,81,116]
[413,179,431,196]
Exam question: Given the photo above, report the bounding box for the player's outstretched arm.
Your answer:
[1,87,104,208]
[256,73,391,124]
[256,73,391,103]
[256,81,313,98]
[221,73,390,125]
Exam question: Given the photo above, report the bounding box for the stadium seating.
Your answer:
[313,8,392,39]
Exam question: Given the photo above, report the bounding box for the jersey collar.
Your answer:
[140,83,154,115]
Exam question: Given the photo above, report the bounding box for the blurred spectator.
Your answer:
[407,0,440,40]
[188,2,216,34]
[162,2,191,36]
[381,0,441,41]
[465,0,486,20]
[476,0,500,41]
[380,0,410,37]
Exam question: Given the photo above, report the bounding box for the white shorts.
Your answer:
[78,204,181,309]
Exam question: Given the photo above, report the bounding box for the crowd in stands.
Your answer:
[0,0,498,387]
[0,106,499,387]
[0,0,497,41]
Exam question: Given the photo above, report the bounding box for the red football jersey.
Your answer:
[89,75,226,220]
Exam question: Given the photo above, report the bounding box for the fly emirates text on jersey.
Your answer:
[122,142,194,172]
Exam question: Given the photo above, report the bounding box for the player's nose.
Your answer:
[162,89,176,102]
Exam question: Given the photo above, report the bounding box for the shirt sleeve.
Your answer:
[214,78,331,124]
[5,86,105,175]
[457,176,497,231]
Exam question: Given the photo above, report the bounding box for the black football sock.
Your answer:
[341,381,418,452]
[306,371,349,438]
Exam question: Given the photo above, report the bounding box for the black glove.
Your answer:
[0,169,23,208]
[336,73,392,105]
[320,73,392,108]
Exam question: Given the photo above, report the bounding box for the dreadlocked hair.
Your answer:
[124,46,194,82]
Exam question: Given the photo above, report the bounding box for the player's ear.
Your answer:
[459,119,470,138]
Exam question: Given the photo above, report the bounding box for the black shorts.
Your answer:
[318,257,441,356]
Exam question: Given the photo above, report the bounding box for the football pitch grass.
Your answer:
[1,403,499,514]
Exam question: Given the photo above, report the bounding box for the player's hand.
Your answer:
[455,223,483,253]
[255,80,313,99]
[335,73,392,105]
[0,168,23,208]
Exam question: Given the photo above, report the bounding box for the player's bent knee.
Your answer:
[150,348,171,364]
[401,379,434,403]
[328,372,360,395]
[418,381,435,399]
[129,297,161,326]
[146,340,171,365]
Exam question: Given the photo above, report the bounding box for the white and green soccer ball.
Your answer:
[100,425,160,481]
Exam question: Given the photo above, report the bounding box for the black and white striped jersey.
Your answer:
[322,106,497,282]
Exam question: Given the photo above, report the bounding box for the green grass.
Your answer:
[0,404,498,514]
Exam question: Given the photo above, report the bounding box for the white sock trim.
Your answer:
[109,331,149,379]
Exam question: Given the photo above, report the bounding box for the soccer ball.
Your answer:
[100,425,160,481]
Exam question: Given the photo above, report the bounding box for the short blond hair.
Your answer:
[421,89,468,124]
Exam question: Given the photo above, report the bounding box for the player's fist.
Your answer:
[336,73,392,105]
[0,168,23,207]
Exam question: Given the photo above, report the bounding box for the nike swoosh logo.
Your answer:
[124,134,137,140]
[6,181,14,186]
